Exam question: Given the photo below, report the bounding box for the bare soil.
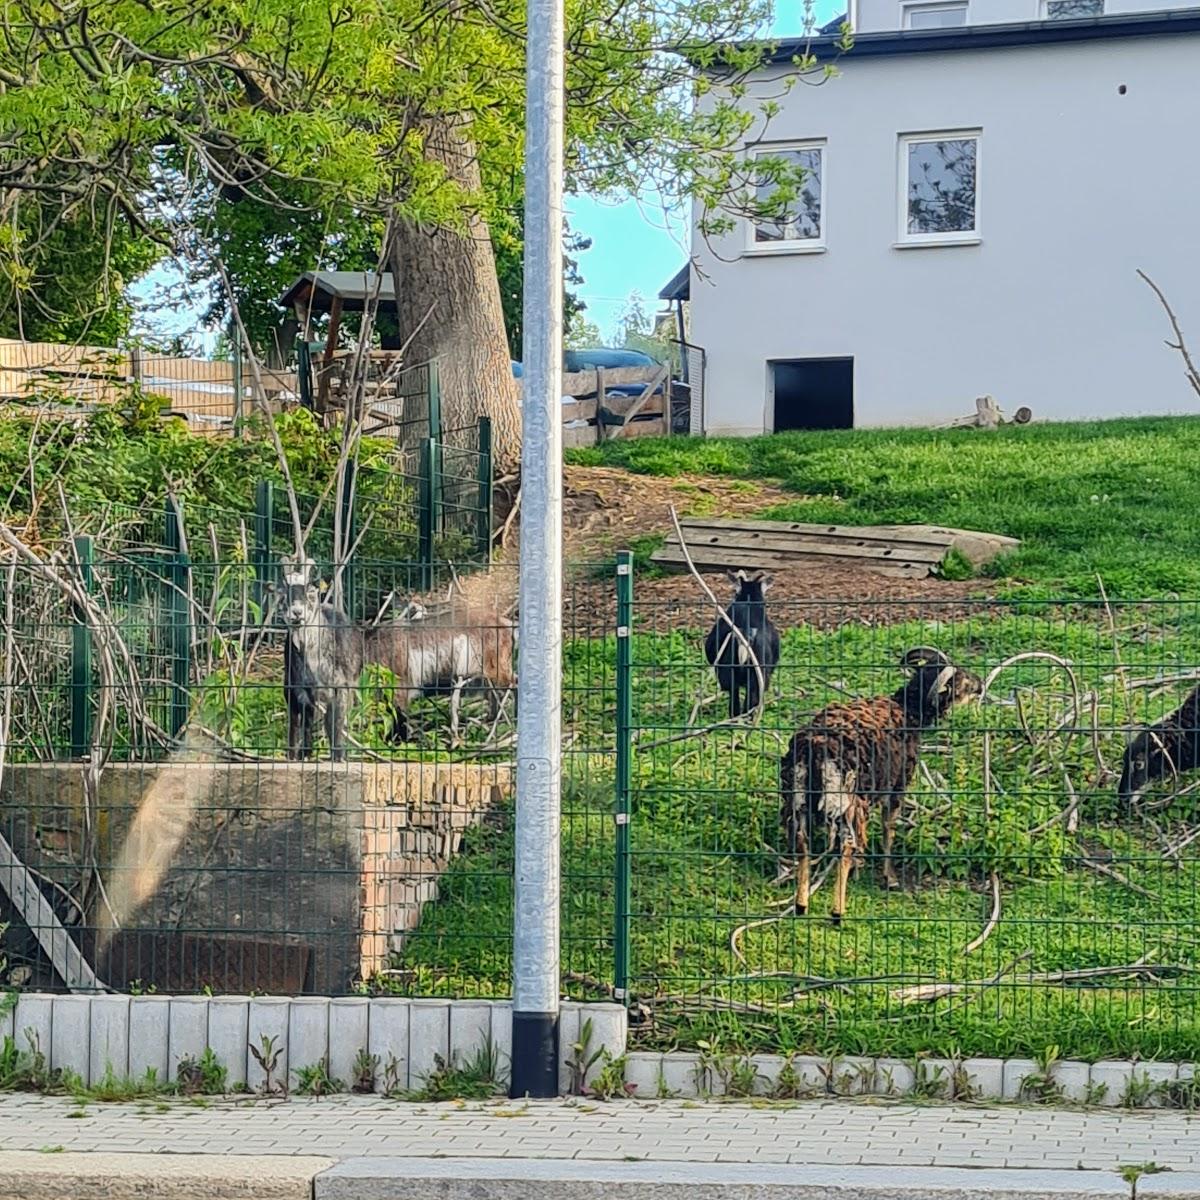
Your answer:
[451,464,993,632]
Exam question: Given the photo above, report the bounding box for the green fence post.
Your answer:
[613,550,634,1005]
[427,360,442,441]
[231,320,244,430]
[164,498,191,740]
[418,438,435,592]
[254,479,273,614]
[476,416,493,563]
[69,535,94,758]
[338,458,358,616]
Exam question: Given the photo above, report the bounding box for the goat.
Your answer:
[780,647,982,925]
[1118,685,1200,806]
[280,558,364,762]
[364,601,516,744]
[703,570,781,718]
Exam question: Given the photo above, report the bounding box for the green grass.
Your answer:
[400,603,1200,1060]
[566,417,1200,597]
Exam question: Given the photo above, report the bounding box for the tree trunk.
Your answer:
[390,116,522,475]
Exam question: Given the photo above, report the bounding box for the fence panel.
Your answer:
[619,580,1200,1061]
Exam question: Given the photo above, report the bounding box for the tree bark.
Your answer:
[389,116,522,475]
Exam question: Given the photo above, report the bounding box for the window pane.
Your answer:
[906,3,967,27]
[906,138,977,235]
[1045,0,1102,17]
[755,148,822,243]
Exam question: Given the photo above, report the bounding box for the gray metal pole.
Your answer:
[510,0,565,1100]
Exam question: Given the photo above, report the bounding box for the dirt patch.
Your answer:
[460,463,995,632]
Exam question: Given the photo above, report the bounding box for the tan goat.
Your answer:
[364,601,516,743]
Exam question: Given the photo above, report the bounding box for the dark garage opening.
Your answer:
[771,358,854,431]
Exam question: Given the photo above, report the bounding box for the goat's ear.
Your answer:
[725,569,743,585]
[758,573,774,592]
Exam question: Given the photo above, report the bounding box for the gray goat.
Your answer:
[281,557,364,761]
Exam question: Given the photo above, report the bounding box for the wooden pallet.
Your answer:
[653,517,1020,579]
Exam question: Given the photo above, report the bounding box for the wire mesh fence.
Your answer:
[4,541,1200,1062]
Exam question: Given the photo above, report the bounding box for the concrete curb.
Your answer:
[315,1158,1136,1199]
[2,1151,333,1200]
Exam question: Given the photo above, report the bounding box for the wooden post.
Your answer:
[69,535,94,759]
[129,346,143,388]
[594,366,606,446]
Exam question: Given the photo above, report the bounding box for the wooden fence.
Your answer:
[560,365,670,448]
[0,339,297,428]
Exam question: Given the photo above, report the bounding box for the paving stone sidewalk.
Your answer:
[0,1093,1196,1171]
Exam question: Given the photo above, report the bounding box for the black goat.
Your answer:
[281,558,364,762]
[1118,685,1200,805]
[703,570,781,718]
[780,647,982,924]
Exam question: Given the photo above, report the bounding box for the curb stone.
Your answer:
[1,1151,332,1200]
[315,1158,1133,1199]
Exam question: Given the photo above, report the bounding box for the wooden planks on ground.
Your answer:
[653,516,1019,579]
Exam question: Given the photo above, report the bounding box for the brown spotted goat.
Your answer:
[780,647,982,924]
[365,602,516,743]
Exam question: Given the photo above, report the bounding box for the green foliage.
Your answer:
[0,199,160,345]
[176,1048,228,1097]
[567,417,1200,598]
[408,1042,505,1101]
[293,1057,346,1097]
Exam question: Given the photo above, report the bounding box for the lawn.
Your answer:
[566,416,1200,598]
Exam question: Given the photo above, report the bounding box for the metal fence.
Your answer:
[3,546,1200,1062]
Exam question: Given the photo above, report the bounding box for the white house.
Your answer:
[667,3,1200,434]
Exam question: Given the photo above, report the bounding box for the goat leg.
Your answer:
[831,834,855,927]
[327,696,345,763]
[793,835,810,917]
[882,795,903,891]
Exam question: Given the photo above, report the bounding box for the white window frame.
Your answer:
[896,129,981,248]
[745,140,827,256]
[901,1,968,29]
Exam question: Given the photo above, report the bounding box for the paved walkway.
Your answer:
[0,1092,1197,1172]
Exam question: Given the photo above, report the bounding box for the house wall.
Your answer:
[690,33,1200,434]
[857,0,1184,33]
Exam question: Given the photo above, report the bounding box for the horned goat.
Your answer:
[703,569,781,718]
[1118,684,1200,806]
[280,558,364,762]
[780,646,982,924]
[365,601,517,743]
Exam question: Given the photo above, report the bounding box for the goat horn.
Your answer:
[901,646,952,669]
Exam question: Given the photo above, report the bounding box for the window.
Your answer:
[898,131,979,246]
[749,143,825,252]
[1044,0,1103,17]
[903,2,967,28]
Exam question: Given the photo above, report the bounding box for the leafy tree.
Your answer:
[0,196,159,345]
[0,0,843,471]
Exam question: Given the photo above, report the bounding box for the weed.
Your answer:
[380,1053,405,1098]
[83,1065,168,1102]
[37,1146,63,1154]
[176,1048,227,1097]
[586,1052,634,1101]
[772,1056,816,1101]
[1160,1076,1200,1111]
[249,1034,285,1097]
[1121,1070,1162,1110]
[654,1066,675,1100]
[1085,1081,1109,1106]
[1119,1163,1168,1186]
[567,1019,605,1096]
[409,1042,503,1102]
[351,1048,378,1094]
[911,1060,950,1101]
[293,1058,345,1098]
[1019,1046,1065,1104]
[951,1060,980,1103]
[718,1054,762,1099]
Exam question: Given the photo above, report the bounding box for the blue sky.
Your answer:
[133,0,842,347]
